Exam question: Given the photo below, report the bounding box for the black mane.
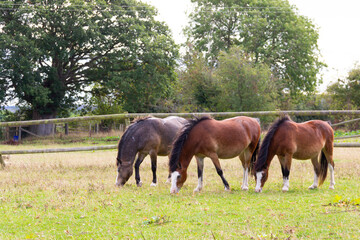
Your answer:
[116,116,152,164]
[254,115,291,172]
[169,116,212,172]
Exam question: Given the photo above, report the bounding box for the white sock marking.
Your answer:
[170,171,180,193]
[255,171,263,192]
[309,170,318,189]
[194,177,203,192]
[242,167,249,190]
[282,177,289,192]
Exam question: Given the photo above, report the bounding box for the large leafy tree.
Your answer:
[215,47,276,111]
[177,46,276,112]
[0,0,178,134]
[185,0,325,95]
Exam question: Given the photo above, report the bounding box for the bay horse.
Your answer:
[169,116,261,194]
[253,116,335,192]
[115,116,188,187]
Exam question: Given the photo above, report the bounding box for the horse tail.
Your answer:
[250,136,260,174]
[169,116,212,173]
[253,116,291,174]
[318,150,328,186]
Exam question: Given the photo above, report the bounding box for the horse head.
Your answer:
[170,168,188,194]
[115,158,133,187]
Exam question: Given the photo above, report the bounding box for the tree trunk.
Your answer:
[29,111,57,136]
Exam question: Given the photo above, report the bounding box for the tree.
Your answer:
[185,0,325,95]
[215,47,276,111]
[177,46,276,112]
[325,64,360,110]
[177,48,221,112]
[0,0,178,134]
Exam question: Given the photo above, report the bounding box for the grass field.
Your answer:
[0,143,359,239]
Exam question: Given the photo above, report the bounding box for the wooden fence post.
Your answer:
[19,126,22,141]
[65,123,69,135]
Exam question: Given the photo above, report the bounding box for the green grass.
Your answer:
[0,147,359,239]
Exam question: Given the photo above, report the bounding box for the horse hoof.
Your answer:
[255,188,262,193]
[137,181,143,187]
[193,188,202,193]
[224,187,231,192]
[329,186,335,190]
[282,187,289,192]
[150,182,157,187]
[308,185,317,189]
[241,186,249,191]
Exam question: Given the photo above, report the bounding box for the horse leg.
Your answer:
[279,154,292,192]
[239,150,251,191]
[209,153,230,191]
[309,154,320,189]
[134,153,146,187]
[193,156,205,193]
[166,156,171,184]
[150,151,158,187]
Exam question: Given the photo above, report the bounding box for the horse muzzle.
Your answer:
[170,186,180,194]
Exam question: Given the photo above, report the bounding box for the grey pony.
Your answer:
[115,116,187,187]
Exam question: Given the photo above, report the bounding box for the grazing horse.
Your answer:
[115,116,188,187]
[169,116,261,194]
[253,116,335,193]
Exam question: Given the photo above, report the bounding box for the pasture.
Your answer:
[0,144,359,239]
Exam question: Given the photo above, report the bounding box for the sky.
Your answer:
[142,0,360,92]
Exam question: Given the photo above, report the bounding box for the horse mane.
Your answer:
[116,116,152,164]
[254,115,291,172]
[169,116,212,172]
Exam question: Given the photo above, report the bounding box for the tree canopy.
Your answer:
[177,46,276,112]
[326,65,360,110]
[0,0,178,134]
[185,0,325,95]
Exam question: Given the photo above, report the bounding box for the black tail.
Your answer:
[250,137,261,174]
[318,151,328,186]
[169,116,212,173]
[254,116,291,173]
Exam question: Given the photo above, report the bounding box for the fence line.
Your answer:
[1,110,360,168]
[0,141,357,157]
[331,118,360,127]
[1,110,360,127]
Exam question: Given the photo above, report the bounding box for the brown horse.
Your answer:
[253,116,335,192]
[169,116,261,194]
[115,116,188,187]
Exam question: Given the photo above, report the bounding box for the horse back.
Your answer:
[186,116,260,159]
[272,120,333,159]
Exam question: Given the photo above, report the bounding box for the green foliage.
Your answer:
[185,0,325,95]
[177,47,276,112]
[325,64,360,110]
[214,47,276,111]
[0,0,178,117]
[176,50,221,112]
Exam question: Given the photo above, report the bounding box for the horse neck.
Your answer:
[117,135,139,164]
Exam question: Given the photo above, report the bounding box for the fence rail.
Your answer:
[1,110,359,168]
[1,110,360,127]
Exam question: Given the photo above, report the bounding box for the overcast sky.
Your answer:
[142,0,360,92]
